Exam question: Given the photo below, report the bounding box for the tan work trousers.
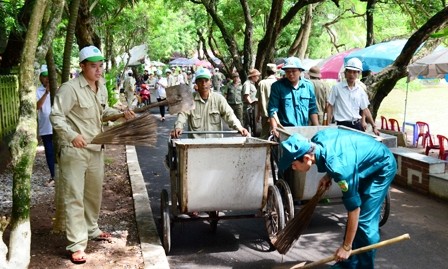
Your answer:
[59,146,104,252]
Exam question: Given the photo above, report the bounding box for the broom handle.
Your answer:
[102,99,170,122]
[292,233,410,269]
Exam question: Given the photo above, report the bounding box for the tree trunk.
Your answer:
[240,0,254,75]
[195,0,245,78]
[1,1,48,268]
[288,4,314,59]
[36,0,65,62]
[365,0,376,47]
[255,0,330,75]
[62,0,80,83]
[75,0,101,49]
[255,0,284,75]
[0,0,33,72]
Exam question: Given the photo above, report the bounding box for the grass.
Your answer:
[377,80,448,137]
[104,157,114,165]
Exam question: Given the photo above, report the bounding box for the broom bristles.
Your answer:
[273,186,327,254]
[91,112,157,146]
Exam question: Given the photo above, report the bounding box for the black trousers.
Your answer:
[336,120,364,132]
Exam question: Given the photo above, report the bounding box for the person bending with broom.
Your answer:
[171,68,249,139]
[278,128,396,269]
[51,45,135,264]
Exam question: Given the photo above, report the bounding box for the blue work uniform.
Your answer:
[312,128,397,269]
[267,77,318,126]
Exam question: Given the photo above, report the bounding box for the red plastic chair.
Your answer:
[380,116,389,130]
[416,121,431,147]
[424,134,440,156]
[388,118,400,131]
[437,135,448,160]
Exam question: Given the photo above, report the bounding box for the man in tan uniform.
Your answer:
[50,46,134,264]
[308,66,330,125]
[257,64,278,139]
[123,70,136,107]
[242,69,260,128]
[171,68,249,139]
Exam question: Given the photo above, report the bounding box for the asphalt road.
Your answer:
[136,107,448,269]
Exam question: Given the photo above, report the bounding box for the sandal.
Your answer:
[91,231,113,241]
[70,250,87,264]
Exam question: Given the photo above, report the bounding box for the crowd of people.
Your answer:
[35,45,395,267]
[167,56,394,269]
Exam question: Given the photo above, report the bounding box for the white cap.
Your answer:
[40,65,48,76]
[195,68,212,81]
[345,58,363,72]
[79,45,105,62]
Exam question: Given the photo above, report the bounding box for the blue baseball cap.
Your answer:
[278,133,311,171]
[282,57,305,71]
[195,68,212,81]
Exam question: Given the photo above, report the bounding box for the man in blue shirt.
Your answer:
[279,128,396,269]
[268,57,319,137]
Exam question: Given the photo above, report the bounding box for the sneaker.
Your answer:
[46,178,55,187]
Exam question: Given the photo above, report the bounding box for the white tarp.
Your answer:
[408,48,448,79]
[119,44,148,66]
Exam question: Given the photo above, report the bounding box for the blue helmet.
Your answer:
[282,57,305,71]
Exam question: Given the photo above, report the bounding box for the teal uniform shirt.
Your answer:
[312,128,396,211]
[311,128,396,269]
[267,77,318,126]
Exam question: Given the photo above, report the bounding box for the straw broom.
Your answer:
[91,112,157,146]
[291,233,411,268]
[273,185,327,254]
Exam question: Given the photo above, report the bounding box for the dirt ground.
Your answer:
[26,145,144,268]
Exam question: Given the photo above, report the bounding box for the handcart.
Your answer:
[270,126,395,227]
[161,132,287,254]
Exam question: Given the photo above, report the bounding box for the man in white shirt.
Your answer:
[36,64,55,186]
[327,58,379,135]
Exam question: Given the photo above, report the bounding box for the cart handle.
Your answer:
[182,130,239,135]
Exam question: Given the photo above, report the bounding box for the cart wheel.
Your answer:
[265,185,285,241]
[275,179,294,223]
[208,211,219,233]
[160,189,171,254]
[379,190,391,227]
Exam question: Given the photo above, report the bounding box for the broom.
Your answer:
[91,112,157,146]
[273,185,327,254]
[291,233,411,268]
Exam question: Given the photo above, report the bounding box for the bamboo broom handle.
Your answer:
[102,99,169,122]
[291,233,411,269]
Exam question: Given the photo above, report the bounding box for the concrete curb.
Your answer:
[126,146,170,269]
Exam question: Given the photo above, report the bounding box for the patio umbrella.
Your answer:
[408,47,448,80]
[403,47,448,128]
[344,39,407,72]
[150,61,165,67]
[194,59,212,68]
[169,57,193,66]
[318,48,360,79]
